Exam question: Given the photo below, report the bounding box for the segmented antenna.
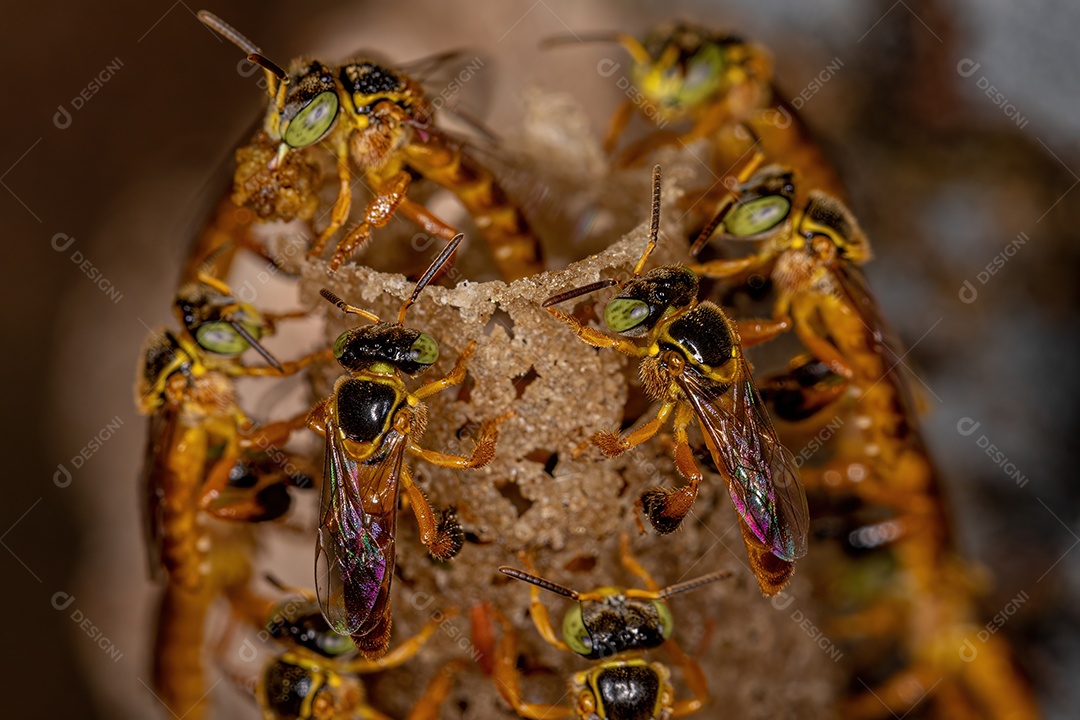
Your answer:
[499,567,580,600]
[198,10,287,101]
[319,288,381,324]
[631,165,663,277]
[657,570,733,599]
[398,233,464,324]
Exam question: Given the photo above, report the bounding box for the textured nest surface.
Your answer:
[223,90,841,718]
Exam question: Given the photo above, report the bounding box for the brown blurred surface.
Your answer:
[3,1,1079,717]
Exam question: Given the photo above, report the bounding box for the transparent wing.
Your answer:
[831,261,922,424]
[316,416,403,643]
[139,408,177,582]
[676,365,809,561]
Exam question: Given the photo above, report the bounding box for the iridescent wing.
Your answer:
[316,415,403,656]
[676,365,809,562]
[139,407,177,582]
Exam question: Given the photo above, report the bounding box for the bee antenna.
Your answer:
[198,10,260,54]
[398,233,463,324]
[319,288,380,323]
[227,321,283,371]
[248,53,288,84]
[631,165,663,277]
[541,278,619,307]
[539,31,623,50]
[690,199,734,256]
[194,243,234,279]
[657,570,733,599]
[198,10,286,100]
[499,567,580,600]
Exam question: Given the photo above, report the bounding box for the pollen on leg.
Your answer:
[638,488,687,534]
[593,430,627,457]
[428,508,464,559]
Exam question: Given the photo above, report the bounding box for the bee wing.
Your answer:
[316,416,403,651]
[676,368,809,561]
[832,262,923,422]
[140,408,177,582]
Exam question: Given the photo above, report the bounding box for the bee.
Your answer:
[492,537,731,719]
[690,162,1040,719]
[199,11,543,279]
[543,166,808,596]
[548,22,841,197]
[225,590,463,720]
[136,268,330,720]
[307,233,507,658]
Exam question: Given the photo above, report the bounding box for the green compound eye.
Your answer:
[652,600,674,640]
[604,298,650,333]
[282,91,339,148]
[726,195,791,237]
[679,44,726,104]
[317,631,355,657]
[561,604,593,656]
[409,333,439,365]
[333,331,350,360]
[196,322,247,355]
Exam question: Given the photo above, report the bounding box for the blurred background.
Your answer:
[3,0,1078,717]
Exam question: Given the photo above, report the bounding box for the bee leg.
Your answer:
[325,171,414,273]
[490,608,575,719]
[593,401,676,457]
[792,297,855,380]
[545,306,647,357]
[235,346,334,377]
[405,660,469,720]
[397,196,461,241]
[305,397,331,437]
[400,468,463,560]
[513,552,573,654]
[326,221,371,273]
[412,341,477,400]
[617,533,661,592]
[844,665,941,720]
[200,414,310,518]
[734,317,791,348]
[408,411,508,469]
[686,254,766,281]
[666,637,709,718]
[341,609,450,672]
[602,98,636,155]
[615,129,682,168]
[636,403,699,534]
[307,150,353,260]
[683,99,735,145]
[470,602,498,676]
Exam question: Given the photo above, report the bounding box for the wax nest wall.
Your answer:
[207,90,843,718]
